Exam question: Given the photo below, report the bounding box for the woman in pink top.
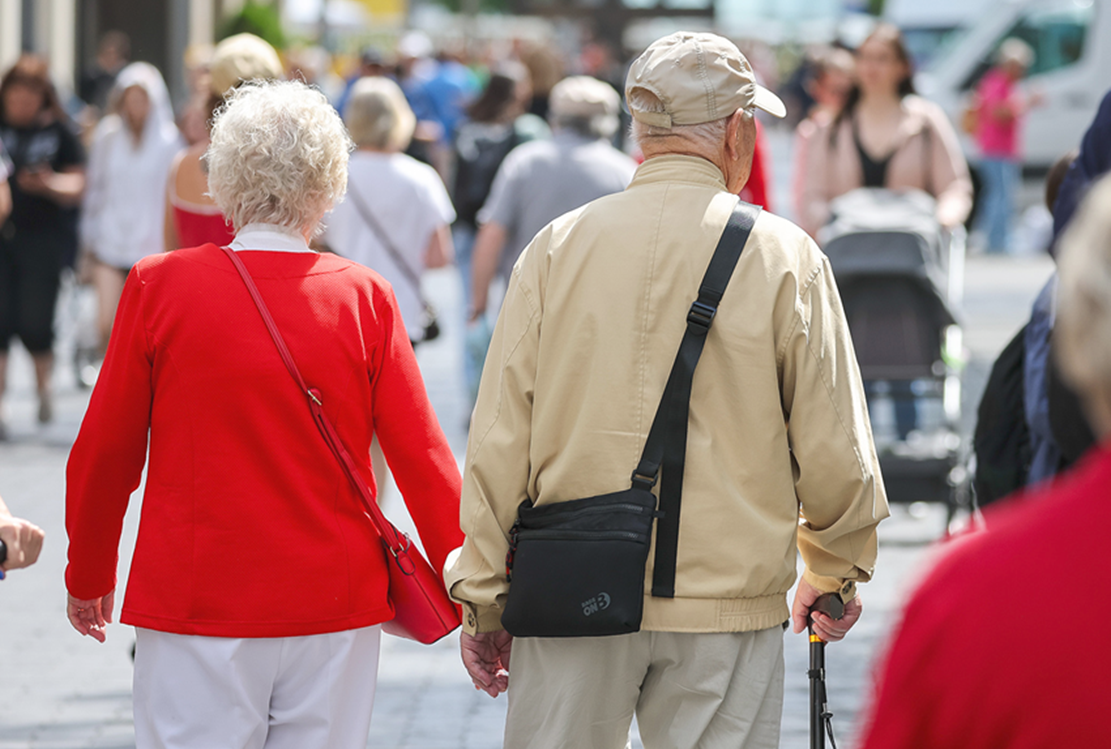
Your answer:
[973,38,1036,254]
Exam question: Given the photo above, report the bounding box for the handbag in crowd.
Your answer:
[346,184,441,343]
[220,245,460,644]
[500,201,760,638]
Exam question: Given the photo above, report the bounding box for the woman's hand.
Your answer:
[67,590,115,643]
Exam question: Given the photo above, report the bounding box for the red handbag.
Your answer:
[221,246,461,644]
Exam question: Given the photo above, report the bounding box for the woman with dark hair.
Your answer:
[452,63,548,406]
[798,24,971,238]
[0,55,86,434]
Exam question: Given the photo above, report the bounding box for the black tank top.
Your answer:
[852,119,894,188]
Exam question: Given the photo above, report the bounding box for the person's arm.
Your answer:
[0,495,45,574]
[798,118,836,239]
[65,267,155,641]
[80,123,112,254]
[926,106,974,229]
[367,282,463,577]
[0,180,10,225]
[163,152,184,252]
[15,166,85,207]
[423,224,454,269]
[445,230,547,691]
[780,251,889,633]
[468,221,508,320]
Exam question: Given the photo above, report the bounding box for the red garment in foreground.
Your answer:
[66,244,463,638]
[858,444,1111,748]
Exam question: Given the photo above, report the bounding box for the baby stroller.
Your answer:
[819,189,967,524]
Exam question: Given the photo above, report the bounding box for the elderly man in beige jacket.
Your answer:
[445,31,889,749]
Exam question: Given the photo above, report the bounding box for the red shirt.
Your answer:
[66,244,463,638]
[170,201,236,249]
[858,444,1111,748]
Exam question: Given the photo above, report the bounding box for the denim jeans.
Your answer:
[977,157,1020,253]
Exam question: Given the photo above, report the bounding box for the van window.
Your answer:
[960,0,1094,90]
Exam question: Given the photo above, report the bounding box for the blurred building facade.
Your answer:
[0,0,239,105]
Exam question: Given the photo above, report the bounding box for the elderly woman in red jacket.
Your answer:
[65,80,463,749]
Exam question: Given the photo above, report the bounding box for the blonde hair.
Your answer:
[1056,174,1111,416]
[344,76,416,152]
[205,80,353,234]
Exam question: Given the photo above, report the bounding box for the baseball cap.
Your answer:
[626,32,786,128]
[550,76,620,118]
[209,33,283,97]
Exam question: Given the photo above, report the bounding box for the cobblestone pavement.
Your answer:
[0,230,1054,746]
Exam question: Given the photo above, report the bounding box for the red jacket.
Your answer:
[66,245,463,638]
[858,444,1111,748]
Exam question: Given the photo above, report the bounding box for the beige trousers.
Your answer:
[504,626,785,749]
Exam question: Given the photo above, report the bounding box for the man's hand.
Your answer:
[67,590,115,643]
[460,630,512,697]
[0,514,45,572]
[791,578,862,643]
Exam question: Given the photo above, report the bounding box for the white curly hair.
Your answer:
[205,80,353,234]
[1056,173,1111,431]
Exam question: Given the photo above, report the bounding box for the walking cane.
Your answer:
[808,593,845,749]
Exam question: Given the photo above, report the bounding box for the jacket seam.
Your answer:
[800,261,867,569]
[464,298,539,539]
[776,261,821,366]
[635,184,670,465]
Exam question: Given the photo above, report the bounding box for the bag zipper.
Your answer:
[520,502,654,528]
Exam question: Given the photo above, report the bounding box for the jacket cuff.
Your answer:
[460,603,505,634]
[802,569,857,603]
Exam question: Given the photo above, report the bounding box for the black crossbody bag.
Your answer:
[501,201,760,637]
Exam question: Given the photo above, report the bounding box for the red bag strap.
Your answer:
[219,246,411,558]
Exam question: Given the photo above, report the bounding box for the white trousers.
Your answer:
[133,626,381,749]
[504,627,785,749]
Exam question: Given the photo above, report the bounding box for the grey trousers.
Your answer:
[503,627,785,749]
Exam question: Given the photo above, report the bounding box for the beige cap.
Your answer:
[550,76,620,118]
[626,32,786,127]
[210,33,284,96]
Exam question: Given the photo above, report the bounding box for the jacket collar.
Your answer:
[628,154,729,192]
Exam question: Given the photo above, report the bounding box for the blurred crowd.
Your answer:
[0,20,1084,445]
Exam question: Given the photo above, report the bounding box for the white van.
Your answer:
[915,0,1108,171]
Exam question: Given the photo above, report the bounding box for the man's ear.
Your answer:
[725,109,746,160]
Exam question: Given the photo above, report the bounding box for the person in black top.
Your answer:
[78,31,130,116]
[0,55,86,435]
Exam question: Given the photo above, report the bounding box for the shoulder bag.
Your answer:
[346,183,441,343]
[220,245,460,644]
[501,201,760,637]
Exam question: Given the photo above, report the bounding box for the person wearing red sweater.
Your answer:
[858,174,1111,748]
[65,80,463,749]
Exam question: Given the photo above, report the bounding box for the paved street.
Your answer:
[0,240,1054,748]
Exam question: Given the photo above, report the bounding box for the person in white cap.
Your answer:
[446,31,887,749]
[467,74,636,324]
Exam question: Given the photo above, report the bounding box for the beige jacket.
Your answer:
[799,95,972,238]
[445,155,889,635]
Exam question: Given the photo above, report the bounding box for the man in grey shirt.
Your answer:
[468,76,637,320]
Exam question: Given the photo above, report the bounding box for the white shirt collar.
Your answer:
[229,223,316,254]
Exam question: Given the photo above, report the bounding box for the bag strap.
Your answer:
[218,246,413,561]
[345,182,425,297]
[631,201,760,598]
